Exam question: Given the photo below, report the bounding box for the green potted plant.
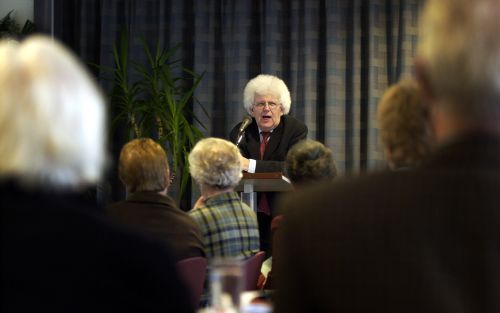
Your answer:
[98,31,207,205]
[0,10,35,39]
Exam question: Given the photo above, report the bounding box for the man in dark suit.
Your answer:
[229,74,308,254]
[275,0,500,312]
[106,138,205,261]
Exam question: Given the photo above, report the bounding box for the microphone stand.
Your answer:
[236,131,245,147]
[235,115,252,147]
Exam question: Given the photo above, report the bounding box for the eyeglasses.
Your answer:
[253,101,280,110]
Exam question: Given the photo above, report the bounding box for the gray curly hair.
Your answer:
[189,138,243,189]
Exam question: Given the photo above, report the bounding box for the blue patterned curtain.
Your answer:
[35,0,422,202]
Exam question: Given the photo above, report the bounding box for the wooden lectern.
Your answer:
[234,172,293,212]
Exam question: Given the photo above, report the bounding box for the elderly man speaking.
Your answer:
[229,74,308,255]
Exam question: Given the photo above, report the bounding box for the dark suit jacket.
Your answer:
[229,115,308,213]
[230,115,308,173]
[106,191,205,261]
[275,132,500,313]
[1,182,193,313]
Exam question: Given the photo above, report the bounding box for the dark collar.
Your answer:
[126,191,178,207]
[423,131,500,171]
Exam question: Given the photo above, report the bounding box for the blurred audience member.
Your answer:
[262,139,337,289]
[275,0,500,312]
[188,137,259,259]
[106,138,205,261]
[284,139,338,185]
[0,36,192,313]
[377,78,434,169]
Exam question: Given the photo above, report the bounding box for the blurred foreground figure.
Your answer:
[275,1,500,312]
[0,36,192,313]
[377,78,434,170]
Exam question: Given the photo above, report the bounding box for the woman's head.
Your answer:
[119,138,170,194]
[285,139,337,186]
[377,79,434,169]
[0,35,106,189]
[189,138,243,189]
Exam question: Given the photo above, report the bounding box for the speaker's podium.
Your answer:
[234,172,293,212]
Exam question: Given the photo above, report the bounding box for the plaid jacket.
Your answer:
[189,192,260,259]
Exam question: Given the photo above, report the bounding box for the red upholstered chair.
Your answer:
[242,251,266,291]
[176,257,207,308]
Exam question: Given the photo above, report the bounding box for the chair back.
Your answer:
[242,251,266,291]
[176,257,207,308]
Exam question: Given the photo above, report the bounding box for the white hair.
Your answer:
[0,36,106,189]
[418,0,500,122]
[189,138,242,189]
[243,74,291,114]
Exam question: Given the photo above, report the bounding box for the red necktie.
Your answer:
[260,132,271,159]
[259,132,271,215]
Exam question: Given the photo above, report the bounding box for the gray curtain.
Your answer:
[34,0,422,202]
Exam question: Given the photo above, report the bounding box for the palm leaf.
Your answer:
[95,29,208,205]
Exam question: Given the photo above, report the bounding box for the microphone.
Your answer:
[236,115,253,146]
[238,115,253,133]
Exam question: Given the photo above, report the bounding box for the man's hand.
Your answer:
[193,196,206,209]
[240,155,250,172]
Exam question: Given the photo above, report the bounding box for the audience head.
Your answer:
[119,138,170,194]
[285,139,337,186]
[0,35,106,189]
[189,137,242,190]
[377,79,434,169]
[243,74,291,132]
[417,0,500,139]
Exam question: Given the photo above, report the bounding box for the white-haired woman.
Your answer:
[228,74,308,255]
[188,137,259,259]
[0,36,192,312]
